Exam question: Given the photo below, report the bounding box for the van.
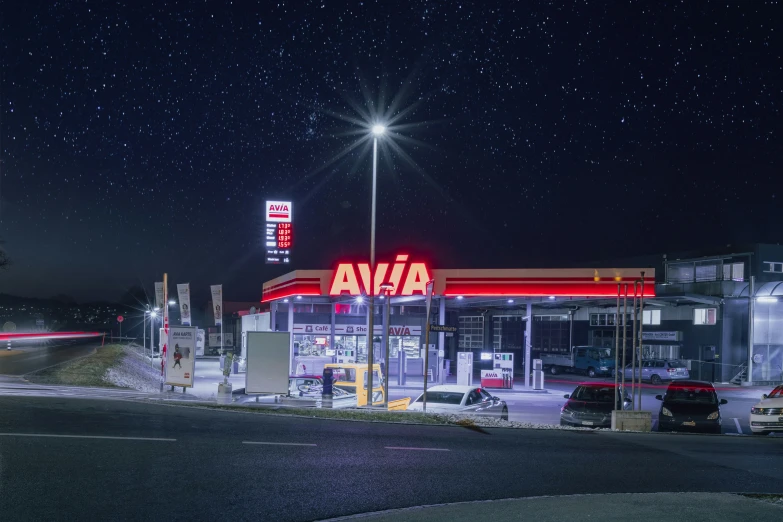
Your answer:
[323,363,385,406]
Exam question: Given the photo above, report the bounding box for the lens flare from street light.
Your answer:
[371,124,386,136]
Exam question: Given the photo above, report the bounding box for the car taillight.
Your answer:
[667,368,676,373]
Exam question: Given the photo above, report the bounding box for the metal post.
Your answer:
[422,281,434,412]
[631,282,638,410]
[614,284,621,409]
[162,273,169,391]
[439,297,446,383]
[366,136,378,407]
[383,289,391,407]
[287,301,293,374]
[621,284,628,404]
[638,272,646,411]
[747,275,755,386]
[525,302,533,388]
[150,311,155,366]
[143,311,147,356]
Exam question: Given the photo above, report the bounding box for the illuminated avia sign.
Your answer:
[265,200,292,223]
[329,254,431,296]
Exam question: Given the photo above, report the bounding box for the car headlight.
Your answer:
[750,407,761,414]
[707,411,720,420]
[662,407,673,417]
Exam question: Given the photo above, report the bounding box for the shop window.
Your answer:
[642,309,661,325]
[694,308,717,326]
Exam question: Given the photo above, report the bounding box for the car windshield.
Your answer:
[414,391,464,405]
[571,386,616,402]
[328,368,356,382]
[767,386,783,399]
[664,386,718,404]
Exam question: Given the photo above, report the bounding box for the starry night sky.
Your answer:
[1,1,781,303]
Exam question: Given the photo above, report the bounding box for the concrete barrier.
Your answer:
[612,410,652,432]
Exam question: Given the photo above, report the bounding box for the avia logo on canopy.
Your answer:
[329,254,430,297]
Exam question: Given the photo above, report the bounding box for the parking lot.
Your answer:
[387,372,770,435]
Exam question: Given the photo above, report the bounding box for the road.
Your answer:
[0,396,781,521]
[387,373,766,435]
[0,340,100,376]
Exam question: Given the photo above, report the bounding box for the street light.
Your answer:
[379,282,394,408]
[366,122,386,408]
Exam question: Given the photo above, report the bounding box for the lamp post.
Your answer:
[366,124,385,407]
[379,282,394,408]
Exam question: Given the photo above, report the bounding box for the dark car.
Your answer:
[561,383,631,428]
[656,380,727,434]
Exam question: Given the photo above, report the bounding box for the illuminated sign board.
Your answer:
[329,254,430,296]
[265,200,293,264]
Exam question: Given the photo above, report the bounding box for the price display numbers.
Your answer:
[277,223,293,249]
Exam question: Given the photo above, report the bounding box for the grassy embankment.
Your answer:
[26,344,126,387]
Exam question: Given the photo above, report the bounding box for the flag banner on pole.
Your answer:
[154,282,164,309]
[177,283,192,326]
[211,285,223,326]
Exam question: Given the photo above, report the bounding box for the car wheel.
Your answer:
[501,406,508,421]
[650,374,662,385]
[549,366,559,375]
[587,367,596,378]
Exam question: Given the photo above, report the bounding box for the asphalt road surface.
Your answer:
[0,396,781,521]
[0,340,101,376]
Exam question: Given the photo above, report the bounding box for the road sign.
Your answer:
[429,324,457,333]
[117,315,124,323]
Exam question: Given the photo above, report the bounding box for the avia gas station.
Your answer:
[260,254,656,389]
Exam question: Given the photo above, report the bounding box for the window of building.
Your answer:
[694,308,717,325]
[764,261,783,273]
[590,313,631,326]
[459,316,484,349]
[722,262,745,282]
[492,315,524,350]
[642,309,661,325]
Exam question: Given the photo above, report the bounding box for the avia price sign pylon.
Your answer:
[328,254,431,296]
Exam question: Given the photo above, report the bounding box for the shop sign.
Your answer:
[329,254,431,296]
[293,324,332,334]
[331,325,423,336]
[641,331,680,342]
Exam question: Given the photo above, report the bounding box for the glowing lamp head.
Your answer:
[371,124,386,136]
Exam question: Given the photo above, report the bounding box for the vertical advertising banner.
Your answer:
[196,329,205,357]
[154,282,164,309]
[165,326,196,387]
[211,284,223,326]
[177,283,192,326]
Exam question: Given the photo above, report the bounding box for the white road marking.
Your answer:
[242,441,317,447]
[0,433,175,442]
[733,418,743,434]
[385,446,450,452]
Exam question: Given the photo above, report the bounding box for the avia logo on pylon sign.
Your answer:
[329,254,431,296]
[265,200,292,223]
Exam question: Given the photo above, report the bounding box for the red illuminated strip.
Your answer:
[446,277,656,283]
[268,213,289,218]
[262,278,322,302]
[0,332,103,342]
[443,283,656,298]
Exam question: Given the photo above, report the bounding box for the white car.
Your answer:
[749,384,783,435]
[407,385,509,420]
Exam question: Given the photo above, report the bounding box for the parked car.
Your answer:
[620,359,690,385]
[656,380,727,434]
[408,385,509,420]
[749,384,783,436]
[560,383,631,428]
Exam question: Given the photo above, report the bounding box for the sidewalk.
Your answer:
[322,493,783,522]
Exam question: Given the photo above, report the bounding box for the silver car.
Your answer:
[621,359,690,385]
